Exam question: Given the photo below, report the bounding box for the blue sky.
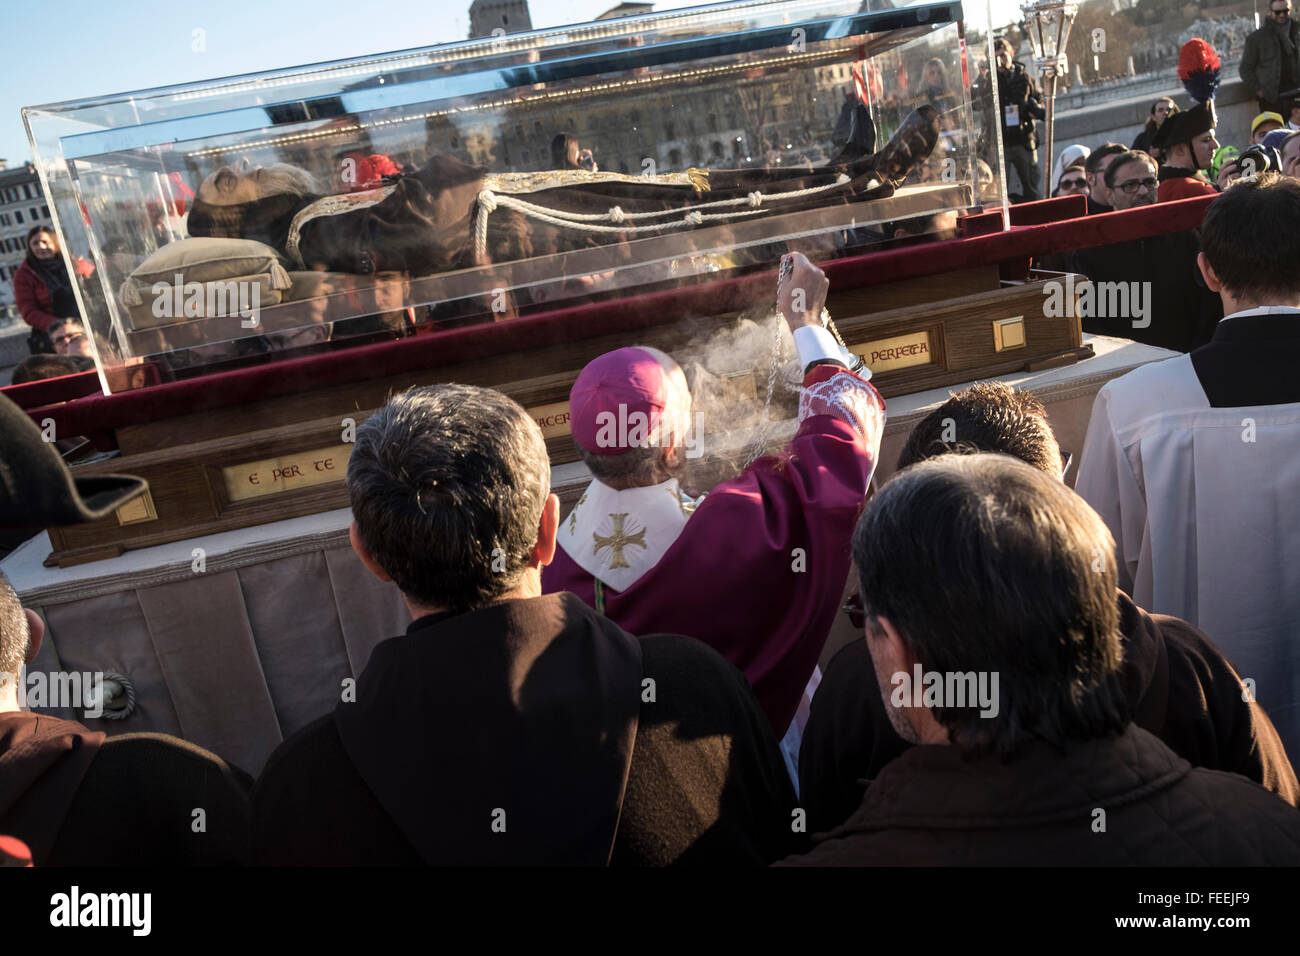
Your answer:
[0,0,676,165]
[2,0,1018,167]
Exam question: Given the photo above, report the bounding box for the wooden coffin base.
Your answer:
[47,266,1088,567]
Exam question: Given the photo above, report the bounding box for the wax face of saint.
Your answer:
[197,161,320,205]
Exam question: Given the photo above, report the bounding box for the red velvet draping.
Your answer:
[4,194,1216,442]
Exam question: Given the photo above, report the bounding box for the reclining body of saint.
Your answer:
[185,107,940,279]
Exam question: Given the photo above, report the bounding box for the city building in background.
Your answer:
[435,3,887,177]
[0,160,53,320]
[469,0,534,38]
[598,2,656,17]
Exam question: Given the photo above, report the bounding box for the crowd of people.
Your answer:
[985,5,1300,208]
[976,15,1300,357]
[1,195,1298,863]
[3,14,1300,869]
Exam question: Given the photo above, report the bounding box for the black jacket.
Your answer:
[1068,228,1222,352]
[988,62,1045,150]
[253,593,803,865]
[1086,195,1113,215]
[782,724,1300,866]
[798,592,1299,835]
[1241,19,1300,102]
[0,713,251,865]
[1132,127,1153,153]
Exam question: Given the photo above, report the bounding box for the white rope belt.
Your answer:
[473,173,856,261]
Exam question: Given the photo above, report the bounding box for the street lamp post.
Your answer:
[1021,0,1078,199]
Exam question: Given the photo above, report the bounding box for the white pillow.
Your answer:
[119,237,291,308]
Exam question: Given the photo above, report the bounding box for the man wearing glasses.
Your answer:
[47,318,93,360]
[1051,160,1089,199]
[1105,151,1160,211]
[1241,1,1300,118]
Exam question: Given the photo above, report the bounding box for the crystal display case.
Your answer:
[25,0,1002,395]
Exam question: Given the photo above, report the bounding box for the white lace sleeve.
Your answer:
[798,371,885,442]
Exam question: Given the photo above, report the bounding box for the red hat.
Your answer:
[0,835,33,867]
[570,347,685,455]
[341,153,401,192]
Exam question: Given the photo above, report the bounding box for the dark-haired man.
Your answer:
[47,318,94,359]
[990,38,1045,201]
[1103,150,1159,211]
[781,454,1300,865]
[1241,1,1300,118]
[798,382,1297,834]
[253,383,803,865]
[1077,173,1300,757]
[1051,159,1089,199]
[1083,142,1127,213]
[1068,150,1222,352]
[10,354,93,385]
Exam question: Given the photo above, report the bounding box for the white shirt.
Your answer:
[1075,308,1300,750]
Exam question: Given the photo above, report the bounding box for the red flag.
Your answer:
[852,61,869,104]
[867,61,884,101]
[167,172,194,217]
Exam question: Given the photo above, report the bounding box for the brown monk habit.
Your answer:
[253,592,803,865]
[186,192,310,256]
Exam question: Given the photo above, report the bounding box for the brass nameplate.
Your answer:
[116,490,157,526]
[993,316,1026,352]
[223,444,352,502]
[530,402,572,440]
[851,330,934,374]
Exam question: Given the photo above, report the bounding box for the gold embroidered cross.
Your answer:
[569,493,587,535]
[593,513,647,570]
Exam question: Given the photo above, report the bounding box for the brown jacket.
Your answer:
[0,712,251,865]
[781,724,1300,866]
[800,593,1298,834]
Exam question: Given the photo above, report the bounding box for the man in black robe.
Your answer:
[797,383,1298,834]
[186,109,940,281]
[1067,151,1221,353]
[782,453,1300,866]
[252,383,802,865]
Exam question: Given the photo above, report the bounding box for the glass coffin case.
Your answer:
[25,0,1001,395]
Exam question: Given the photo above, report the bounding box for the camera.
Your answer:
[1236,144,1283,179]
